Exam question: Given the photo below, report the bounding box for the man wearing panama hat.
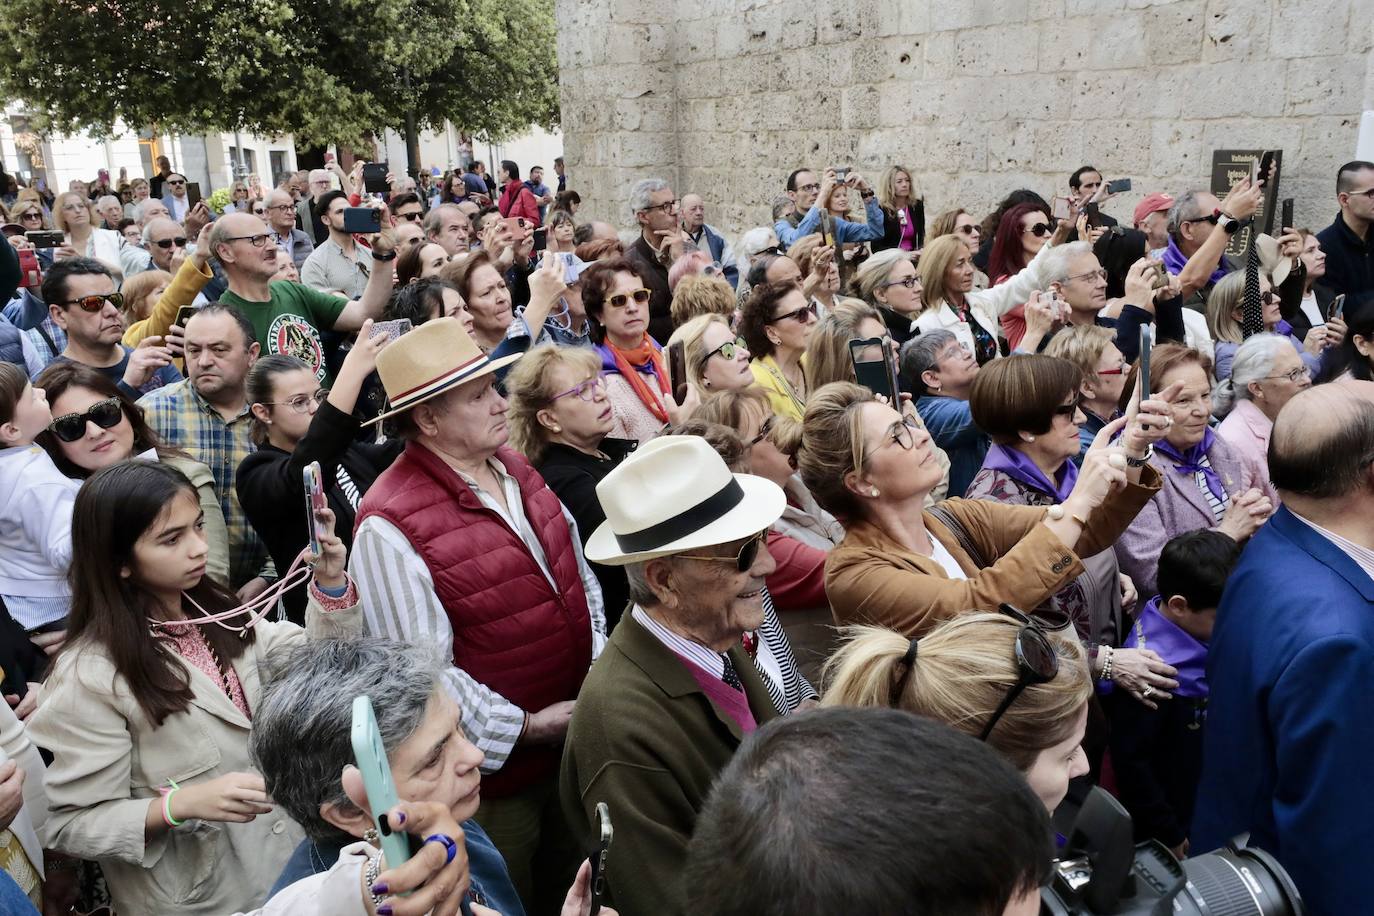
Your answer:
[349,317,608,914]
[560,434,787,916]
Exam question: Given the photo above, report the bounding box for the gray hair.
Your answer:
[134,198,168,222]
[250,637,446,843]
[1212,332,1293,418]
[1037,240,1094,285]
[853,249,911,304]
[424,203,463,238]
[96,194,121,211]
[1167,190,1210,242]
[624,560,660,608]
[141,216,180,246]
[628,178,670,220]
[899,330,958,394]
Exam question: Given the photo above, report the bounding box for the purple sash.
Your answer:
[981,443,1078,504]
[1123,597,1209,699]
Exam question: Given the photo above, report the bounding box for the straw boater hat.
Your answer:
[585,435,787,566]
[363,317,520,426]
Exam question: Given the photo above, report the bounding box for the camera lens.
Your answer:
[1174,846,1304,916]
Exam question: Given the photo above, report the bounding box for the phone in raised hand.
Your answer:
[667,340,688,406]
[1138,325,1153,401]
[351,695,413,873]
[303,462,326,558]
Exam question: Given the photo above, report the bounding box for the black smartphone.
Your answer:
[1138,325,1153,399]
[1258,150,1277,186]
[343,207,382,234]
[24,230,64,249]
[1329,293,1347,321]
[185,181,202,208]
[363,162,389,195]
[589,802,612,916]
[174,305,197,328]
[848,337,900,404]
[531,225,547,254]
[1105,178,1132,194]
[1281,198,1294,231]
[667,340,688,406]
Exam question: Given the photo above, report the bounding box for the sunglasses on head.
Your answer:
[48,396,124,442]
[676,529,768,573]
[61,292,125,313]
[607,288,652,308]
[153,236,188,250]
[979,604,1061,741]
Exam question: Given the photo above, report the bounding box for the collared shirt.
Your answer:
[349,454,607,773]
[1293,513,1374,585]
[272,227,316,270]
[164,195,189,222]
[136,380,268,587]
[300,238,372,299]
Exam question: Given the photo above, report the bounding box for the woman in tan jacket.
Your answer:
[792,381,1171,653]
[28,460,361,916]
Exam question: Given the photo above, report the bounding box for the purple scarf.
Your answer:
[981,443,1078,504]
[1123,597,1209,699]
[1154,427,1227,505]
[1162,238,1228,287]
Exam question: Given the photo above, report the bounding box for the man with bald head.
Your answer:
[265,187,314,269]
[680,192,739,289]
[141,218,189,273]
[1194,381,1374,916]
[135,198,171,227]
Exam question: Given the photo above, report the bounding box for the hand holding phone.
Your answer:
[343,207,383,235]
[1138,325,1153,401]
[303,462,326,558]
[667,340,688,406]
[589,802,613,916]
[185,182,203,209]
[1281,198,1294,232]
[175,305,198,329]
[351,696,413,873]
[369,318,412,343]
[1329,293,1347,321]
[1105,178,1132,195]
[849,337,901,404]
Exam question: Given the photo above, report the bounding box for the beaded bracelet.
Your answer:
[1100,646,1115,682]
[364,851,384,911]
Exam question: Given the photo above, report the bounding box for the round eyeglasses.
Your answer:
[551,374,608,403]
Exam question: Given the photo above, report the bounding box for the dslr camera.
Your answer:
[1041,788,1305,916]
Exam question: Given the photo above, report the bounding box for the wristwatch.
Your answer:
[1125,444,1153,468]
[372,249,397,262]
[1216,211,1243,235]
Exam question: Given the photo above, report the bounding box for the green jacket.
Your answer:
[559,611,779,916]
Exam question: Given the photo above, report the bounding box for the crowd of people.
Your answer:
[0,146,1370,916]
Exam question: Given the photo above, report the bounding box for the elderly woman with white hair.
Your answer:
[1214,332,1312,490]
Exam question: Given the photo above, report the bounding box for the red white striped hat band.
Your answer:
[363,317,521,426]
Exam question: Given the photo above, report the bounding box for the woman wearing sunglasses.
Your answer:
[666,313,754,402]
[581,256,690,444]
[1206,269,1323,382]
[33,361,230,585]
[986,202,1055,352]
[739,281,817,422]
[237,323,401,623]
[795,379,1168,642]
[823,612,1092,812]
[507,344,634,630]
[965,355,1179,708]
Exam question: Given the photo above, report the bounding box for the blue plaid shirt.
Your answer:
[136,380,270,587]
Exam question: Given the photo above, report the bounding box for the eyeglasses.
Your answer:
[17,211,41,221]
[638,199,679,215]
[1052,395,1084,419]
[397,211,424,222]
[60,292,124,312]
[1344,187,1374,200]
[606,288,652,308]
[1262,366,1307,383]
[166,180,186,187]
[858,415,921,468]
[48,397,124,442]
[1182,211,1221,226]
[1063,267,1107,284]
[754,245,785,257]
[226,233,271,248]
[769,302,817,324]
[796,183,821,194]
[1097,362,1126,376]
[702,262,723,277]
[1260,291,1279,306]
[267,204,295,213]
[978,604,1060,741]
[551,374,607,402]
[881,276,921,290]
[251,207,266,216]
[153,236,188,250]
[706,336,748,362]
[956,224,979,235]
[263,389,329,414]
[676,529,768,573]
[1023,223,1052,238]
[749,415,775,447]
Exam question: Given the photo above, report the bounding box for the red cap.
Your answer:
[1133,193,1174,226]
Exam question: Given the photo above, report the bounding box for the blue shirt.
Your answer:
[916,395,988,499]
[775,196,887,248]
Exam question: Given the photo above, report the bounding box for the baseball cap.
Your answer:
[1133,193,1174,226]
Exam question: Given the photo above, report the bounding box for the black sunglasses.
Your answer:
[1025,222,1052,238]
[769,302,817,324]
[676,530,768,573]
[153,236,188,250]
[979,604,1060,741]
[1052,394,1084,419]
[48,396,124,442]
[1182,211,1221,226]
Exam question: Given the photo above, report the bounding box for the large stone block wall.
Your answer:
[556,0,1374,241]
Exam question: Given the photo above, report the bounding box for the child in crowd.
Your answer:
[1108,528,1241,856]
[0,362,79,634]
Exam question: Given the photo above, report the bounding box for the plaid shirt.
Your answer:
[136,380,270,587]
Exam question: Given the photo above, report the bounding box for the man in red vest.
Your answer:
[350,317,607,915]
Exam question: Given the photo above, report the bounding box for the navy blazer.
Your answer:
[1192,506,1374,916]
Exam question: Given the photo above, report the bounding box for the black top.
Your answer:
[536,438,637,631]
[236,400,402,622]
[872,201,926,253]
[624,236,674,345]
[1316,212,1374,300]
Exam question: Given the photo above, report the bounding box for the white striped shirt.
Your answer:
[1193,454,1229,522]
[1293,513,1374,585]
[349,458,606,774]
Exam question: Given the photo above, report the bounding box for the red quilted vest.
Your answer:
[357,442,593,796]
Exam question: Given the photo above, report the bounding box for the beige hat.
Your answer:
[585,435,786,566]
[1254,233,1294,288]
[364,317,520,426]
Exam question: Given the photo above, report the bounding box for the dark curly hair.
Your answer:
[580,256,643,345]
[738,280,803,360]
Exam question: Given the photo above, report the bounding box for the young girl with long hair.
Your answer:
[28,460,360,915]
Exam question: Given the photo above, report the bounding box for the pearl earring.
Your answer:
[552,425,561,432]
[870,487,880,497]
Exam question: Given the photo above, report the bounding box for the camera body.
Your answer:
[1040,788,1305,916]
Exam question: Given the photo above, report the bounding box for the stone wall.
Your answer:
[556,0,1374,241]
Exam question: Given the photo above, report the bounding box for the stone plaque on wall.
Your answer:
[1211,149,1283,260]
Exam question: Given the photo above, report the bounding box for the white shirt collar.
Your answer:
[631,605,725,678]
[1293,513,1374,585]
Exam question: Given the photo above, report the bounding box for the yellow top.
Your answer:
[749,354,806,422]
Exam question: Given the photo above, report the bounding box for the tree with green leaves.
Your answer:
[0,0,558,168]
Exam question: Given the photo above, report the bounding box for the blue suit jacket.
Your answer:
[1192,506,1374,916]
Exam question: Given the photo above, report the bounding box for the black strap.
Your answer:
[614,478,744,554]
[926,503,987,570]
